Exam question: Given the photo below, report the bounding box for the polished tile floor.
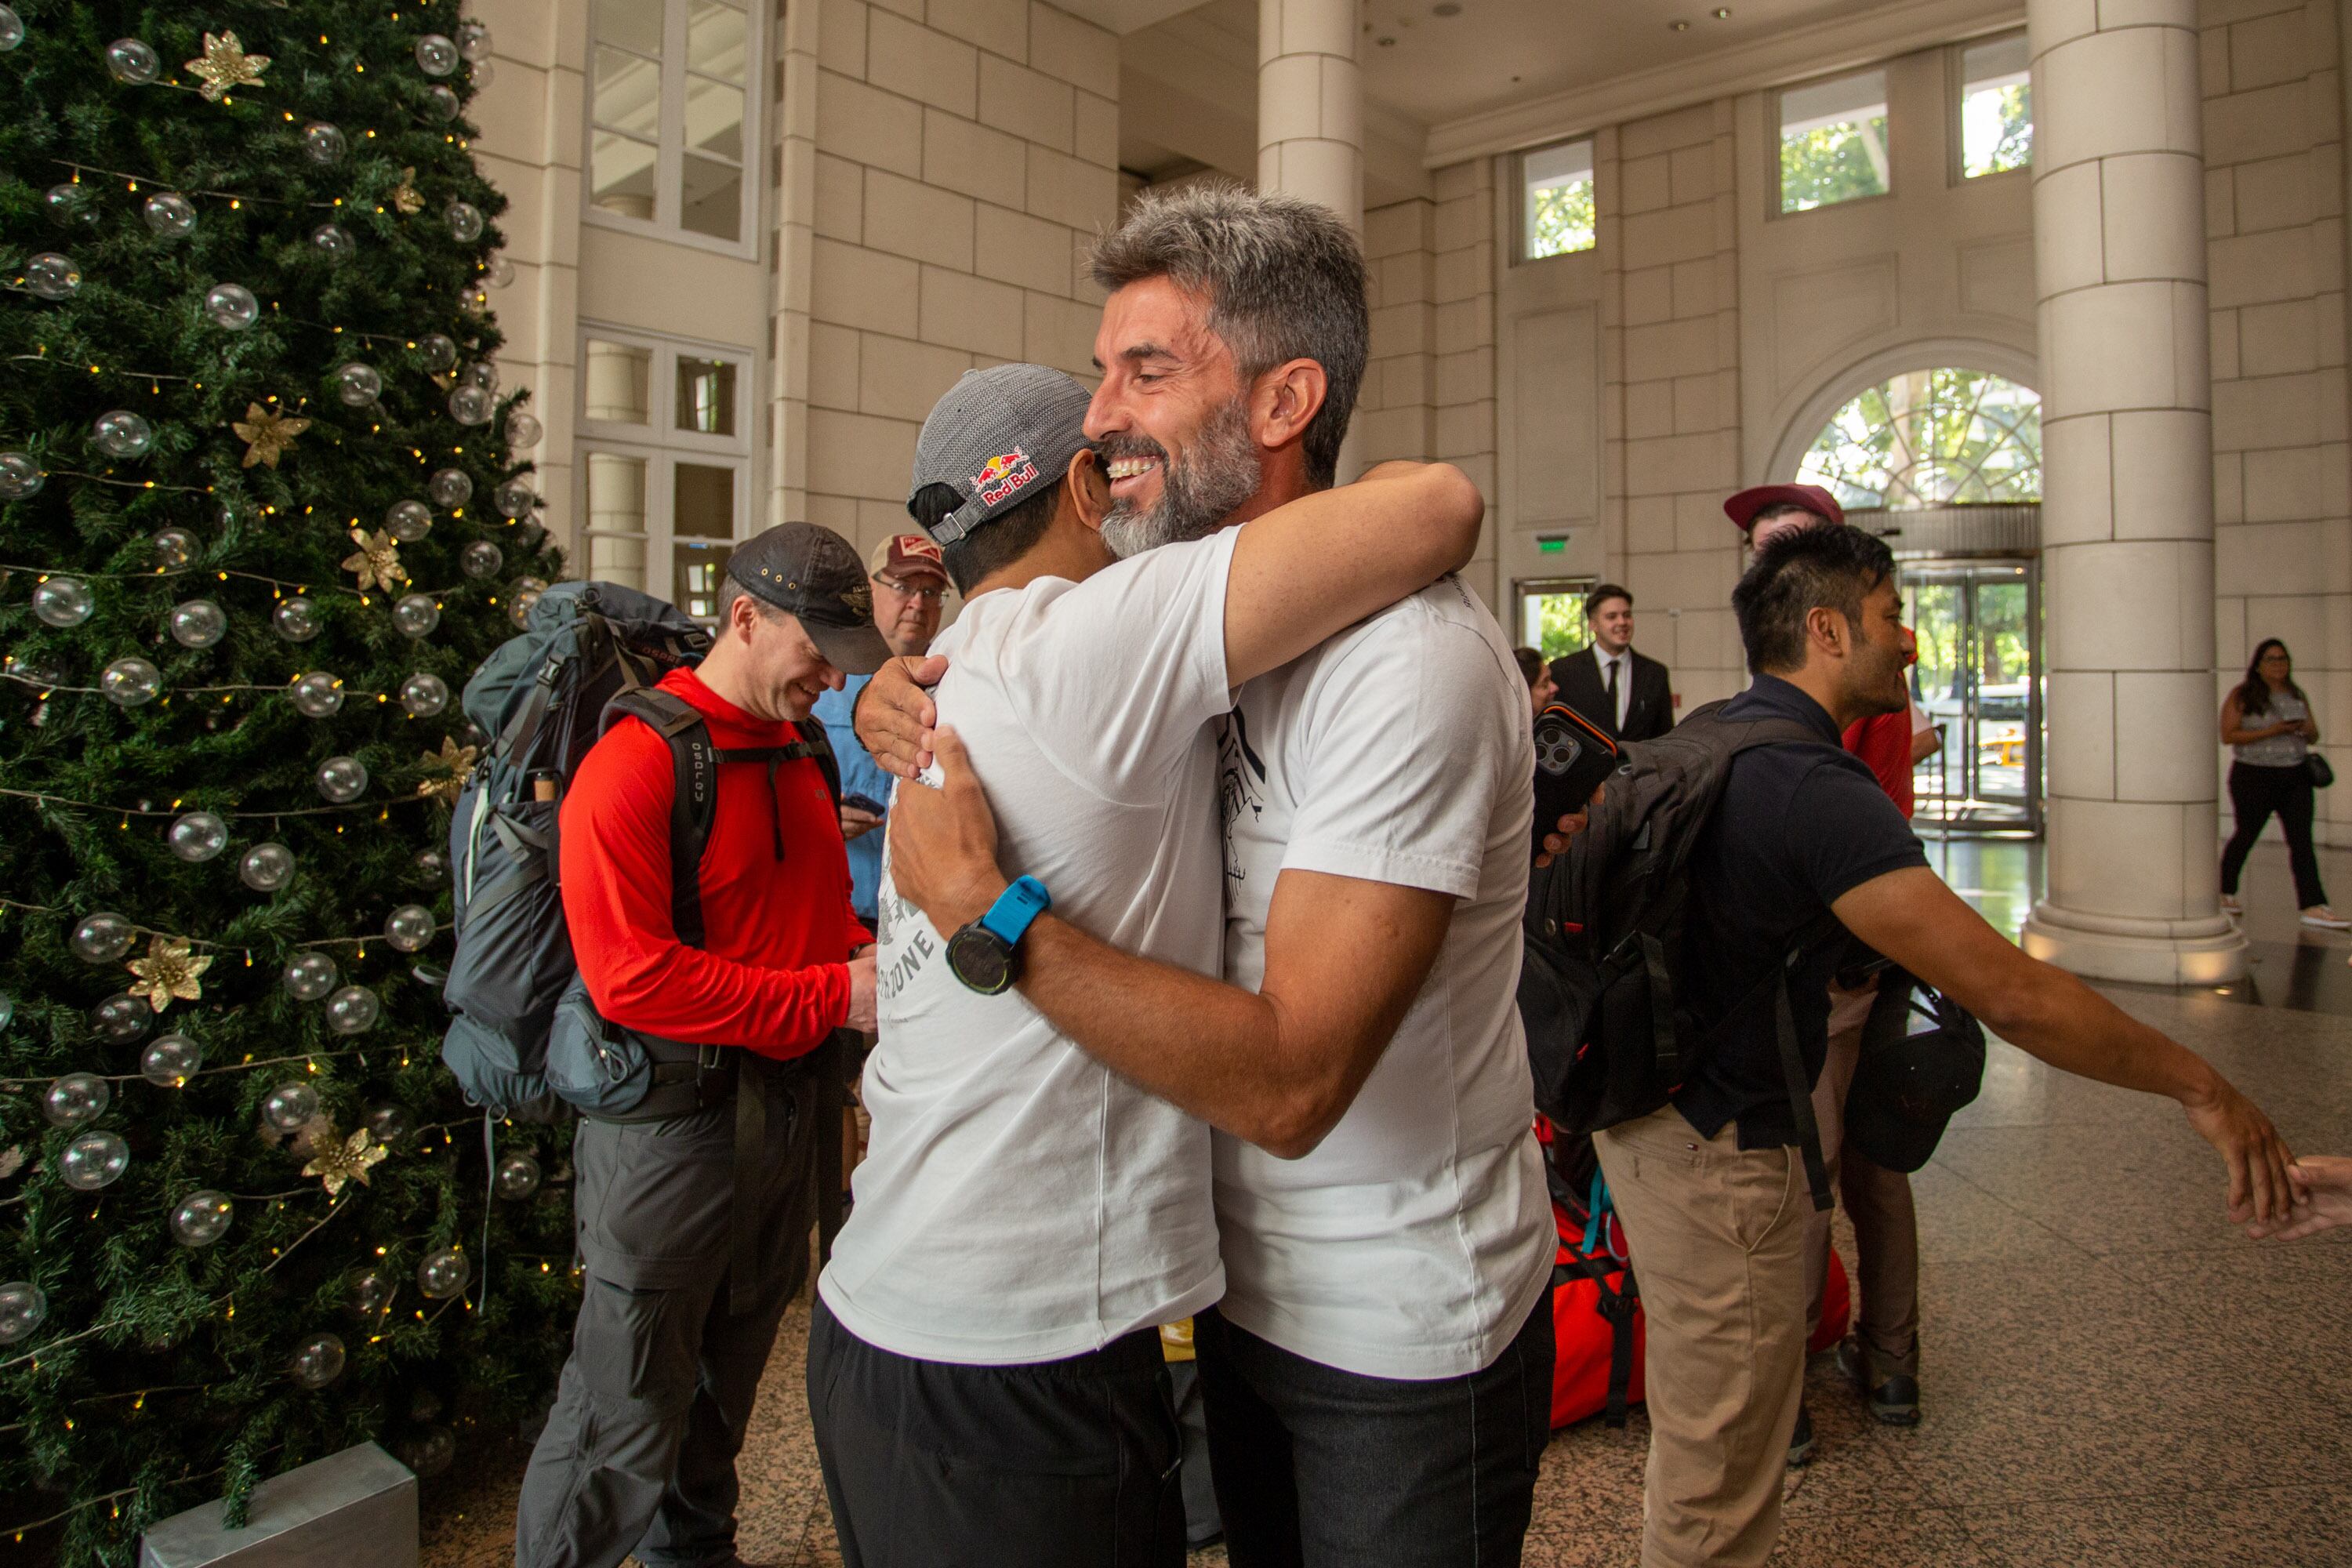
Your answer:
[421,840,2352,1567]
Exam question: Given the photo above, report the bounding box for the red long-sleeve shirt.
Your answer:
[560,666,870,1058]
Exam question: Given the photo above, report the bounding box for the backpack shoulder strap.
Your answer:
[794,715,844,812]
[604,687,717,949]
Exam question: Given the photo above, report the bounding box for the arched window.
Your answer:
[1797,368,2041,509]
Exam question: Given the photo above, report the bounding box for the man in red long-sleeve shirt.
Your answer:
[516,522,885,1568]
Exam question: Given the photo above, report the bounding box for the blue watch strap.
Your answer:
[977,875,1051,949]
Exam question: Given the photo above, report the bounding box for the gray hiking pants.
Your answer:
[515,1054,819,1568]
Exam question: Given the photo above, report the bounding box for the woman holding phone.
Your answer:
[2218,638,2343,928]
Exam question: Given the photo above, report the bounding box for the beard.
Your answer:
[1099,396,1263,561]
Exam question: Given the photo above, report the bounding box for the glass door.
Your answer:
[1904,561,2041,833]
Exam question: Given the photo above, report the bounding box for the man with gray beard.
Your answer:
[869,186,1555,1567]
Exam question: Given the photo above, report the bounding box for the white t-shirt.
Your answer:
[818,528,1239,1366]
[1213,576,1552,1380]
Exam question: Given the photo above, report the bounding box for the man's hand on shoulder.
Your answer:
[887,728,1009,935]
[854,654,947,779]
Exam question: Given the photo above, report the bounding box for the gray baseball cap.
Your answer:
[907,364,1094,544]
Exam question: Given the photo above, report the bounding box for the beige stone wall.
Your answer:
[773,0,1120,566]
[1356,197,1437,467]
[2198,0,2352,838]
[1432,160,1501,608]
[1606,100,1746,710]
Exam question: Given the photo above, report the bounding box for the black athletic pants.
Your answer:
[808,1296,1185,1568]
[2221,760,2327,910]
[1193,1298,1554,1568]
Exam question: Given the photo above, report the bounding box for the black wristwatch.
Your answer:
[945,876,1051,995]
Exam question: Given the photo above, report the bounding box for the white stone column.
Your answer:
[1258,0,1362,233]
[2019,0,2246,984]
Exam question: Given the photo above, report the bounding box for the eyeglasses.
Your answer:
[874,572,945,602]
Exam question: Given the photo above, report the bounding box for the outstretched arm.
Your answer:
[1832,866,2303,1225]
[888,729,1450,1157]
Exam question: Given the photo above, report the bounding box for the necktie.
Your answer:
[1606,655,1621,729]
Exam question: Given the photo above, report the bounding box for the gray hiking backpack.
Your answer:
[437,580,841,1121]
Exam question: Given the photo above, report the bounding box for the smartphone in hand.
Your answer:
[1532,703,1617,857]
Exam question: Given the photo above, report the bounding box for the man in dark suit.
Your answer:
[1548,583,1673,742]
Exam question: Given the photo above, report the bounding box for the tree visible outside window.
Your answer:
[1797,368,2042,510]
[1960,34,2032,177]
[1517,583,1596,661]
[1524,138,1596,259]
[1778,69,1890,212]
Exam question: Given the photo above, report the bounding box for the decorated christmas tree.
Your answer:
[1,5,575,1561]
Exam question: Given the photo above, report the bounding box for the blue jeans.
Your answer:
[1193,1298,1553,1568]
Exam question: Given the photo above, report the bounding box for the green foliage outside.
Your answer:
[1527,176,1595,259]
[1,4,576,1560]
[1778,115,1889,212]
[1798,367,2042,513]
[1963,82,2032,178]
[1530,593,1592,662]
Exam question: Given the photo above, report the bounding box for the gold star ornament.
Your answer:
[185,31,270,101]
[391,169,424,216]
[417,736,479,805]
[233,402,310,468]
[342,528,408,592]
[303,1127,389,1196]
[128,935,212,1013]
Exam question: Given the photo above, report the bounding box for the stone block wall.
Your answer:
[772,0,1120,561]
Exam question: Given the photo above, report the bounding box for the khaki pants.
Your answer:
[1802,982,1922,1381]
[1594,1103,1809,1568]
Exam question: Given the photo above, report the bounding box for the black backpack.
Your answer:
[1517,699,1846,1212]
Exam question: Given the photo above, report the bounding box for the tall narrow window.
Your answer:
[1523,138,1596,260]
[587,0,757,248]
[1959,35,2031,177]
[1778,68,1889,213]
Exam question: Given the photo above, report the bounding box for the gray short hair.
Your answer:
[1090,183,1367,488]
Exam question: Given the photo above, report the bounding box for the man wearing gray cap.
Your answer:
[515,523,887,1568]
[808,361,1485,1565]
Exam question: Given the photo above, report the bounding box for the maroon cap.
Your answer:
[1724,483,1845,532]
[867,532,949,586]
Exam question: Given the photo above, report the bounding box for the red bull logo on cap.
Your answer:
[970,446,1040,509]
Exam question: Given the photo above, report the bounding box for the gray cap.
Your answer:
[907,364,1094,545]
[726,521,893,675]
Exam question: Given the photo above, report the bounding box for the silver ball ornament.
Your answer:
[205,283,260,331]
[393,593,441,638]
[346,1269,394,1319]
[274,597,321,641]
[427,467,474,507]
[399,672,450,717]
[0,1282,48,1345]
[325,985,380,1035]
[92,410,154,459]
[101,656,163,706]
[486,256,516,288]
[417,333,458,372]
[416,33,459,75]
[310,223,354,258]
[336,364,383,407]
[105,38,159,83]
[459,360,499,392]
[303,122,347,164]
[71,912,136,964]
[458,20,493,60]
[142,1033,204,1087]
[151,527,199,569]
[426,85,460,121]
[239,841,296,891]
[461,541,503,579]
[32,576,93,628]
[365,1102,412,1145]
[143,192,198,238]
[385,499,433,542]
[416,1247,470,1300]
[445,200,485,243]
[291,671,345,718]
[0,452,44,498]
[447,384,493,426]
[0,9,24,53]
[24,252,80,300]
[171,1190,234,1247]
[42,1073,111,1127]
[494,1151,543,1200]
[59,1130,131,1190]
[92,993,153,1043]
[167,810,230,862]
[505,409,543,448]
[495,479,537,517]
[281,953,339,1003]
[261,1081,320,1131]
[405,1426,457,1477]
[384,905,437,952]
[290,1332,347,1388]
[168,599,227,648]
[315,755,369,803]
[413,848,449,883]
